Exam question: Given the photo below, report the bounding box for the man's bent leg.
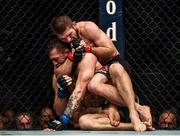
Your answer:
[135,103,155,130]
[61,53,97,124]
[109,63,146,131]
[88,73,124,106]
[88,72,154,130]
[79,114,134,130]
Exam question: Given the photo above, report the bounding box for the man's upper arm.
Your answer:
[52,74,57,93]
[84,22,114,59]
[85,22,103,44]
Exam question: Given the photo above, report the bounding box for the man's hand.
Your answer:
[66,48,85,62]
[63,75,72,86]
[71,38,91,53]
[73,48,86,61]
[71,38,81,49]
[103,104,120,127]
[48,119,66,130]
[57,75,72,99]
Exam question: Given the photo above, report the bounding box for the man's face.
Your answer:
[0,116,4,129]
[5,110,15,122]
[49,48,66,68]
[41,109,53,122]
[17,115,32,130]
[159,112,177,129]
[57,27,77,43]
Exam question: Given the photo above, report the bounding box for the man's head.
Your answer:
[159,110,177,129]
[48,38,70,68]
[0,114,5,130]
[15,112,33,130]
[4,109,15,122]
[50,15,77,43]
[39,107,54,129]
[40,107,54,122]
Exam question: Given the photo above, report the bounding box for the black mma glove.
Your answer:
[71,38,91,61]
[73,48,85,61]
[48,118,66,130]
[71,38,91,52]
[71,38,81,49]
[57,76,69,99]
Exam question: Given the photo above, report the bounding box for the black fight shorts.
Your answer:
[105,55,132,77]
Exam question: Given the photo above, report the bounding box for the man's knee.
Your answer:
[109,63,126,78]
[88,78,97,92]
[79,115,94,130]
[88,77,103,96]
[80,53,97,66]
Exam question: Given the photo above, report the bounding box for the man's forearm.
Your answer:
[55,59,74,79]
[63,95,80,118]
[91,46,115,63]
[54,97,67,116]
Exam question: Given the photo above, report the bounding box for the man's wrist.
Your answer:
[67,51,73,62]
[85,44,91,53]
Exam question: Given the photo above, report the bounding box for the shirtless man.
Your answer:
[52,74,139,130]
[50,15,147,131]
[48,38,154,130]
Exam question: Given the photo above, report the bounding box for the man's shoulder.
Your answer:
[78,20,95,24]
[78,21,97,29]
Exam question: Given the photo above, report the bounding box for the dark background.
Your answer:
[0,0,179,127]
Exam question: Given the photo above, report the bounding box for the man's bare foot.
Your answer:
[144,122,156,131]
[135,103,155,130]
[43,128,56,131]
[130,111,146,131]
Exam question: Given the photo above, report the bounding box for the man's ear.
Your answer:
[72,21,77,29]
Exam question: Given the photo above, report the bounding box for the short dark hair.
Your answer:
[50,15,73,34]
[48,38,70,54]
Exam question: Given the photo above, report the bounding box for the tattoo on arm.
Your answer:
[64,95,80,118]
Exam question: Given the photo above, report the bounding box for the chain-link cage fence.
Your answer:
[124,0,180,128]
[15,112,33,130]
[0,0,98,115]
[158,109,177,129]
[0,0,179,129]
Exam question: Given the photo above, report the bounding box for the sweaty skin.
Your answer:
[56,20,146,131]
[49,42,154,130]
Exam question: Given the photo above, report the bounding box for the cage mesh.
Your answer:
[0,0,179,129]
[0,0,98,114]
[124,0,180,127]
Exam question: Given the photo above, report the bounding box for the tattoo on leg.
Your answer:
[64,95,80,118]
